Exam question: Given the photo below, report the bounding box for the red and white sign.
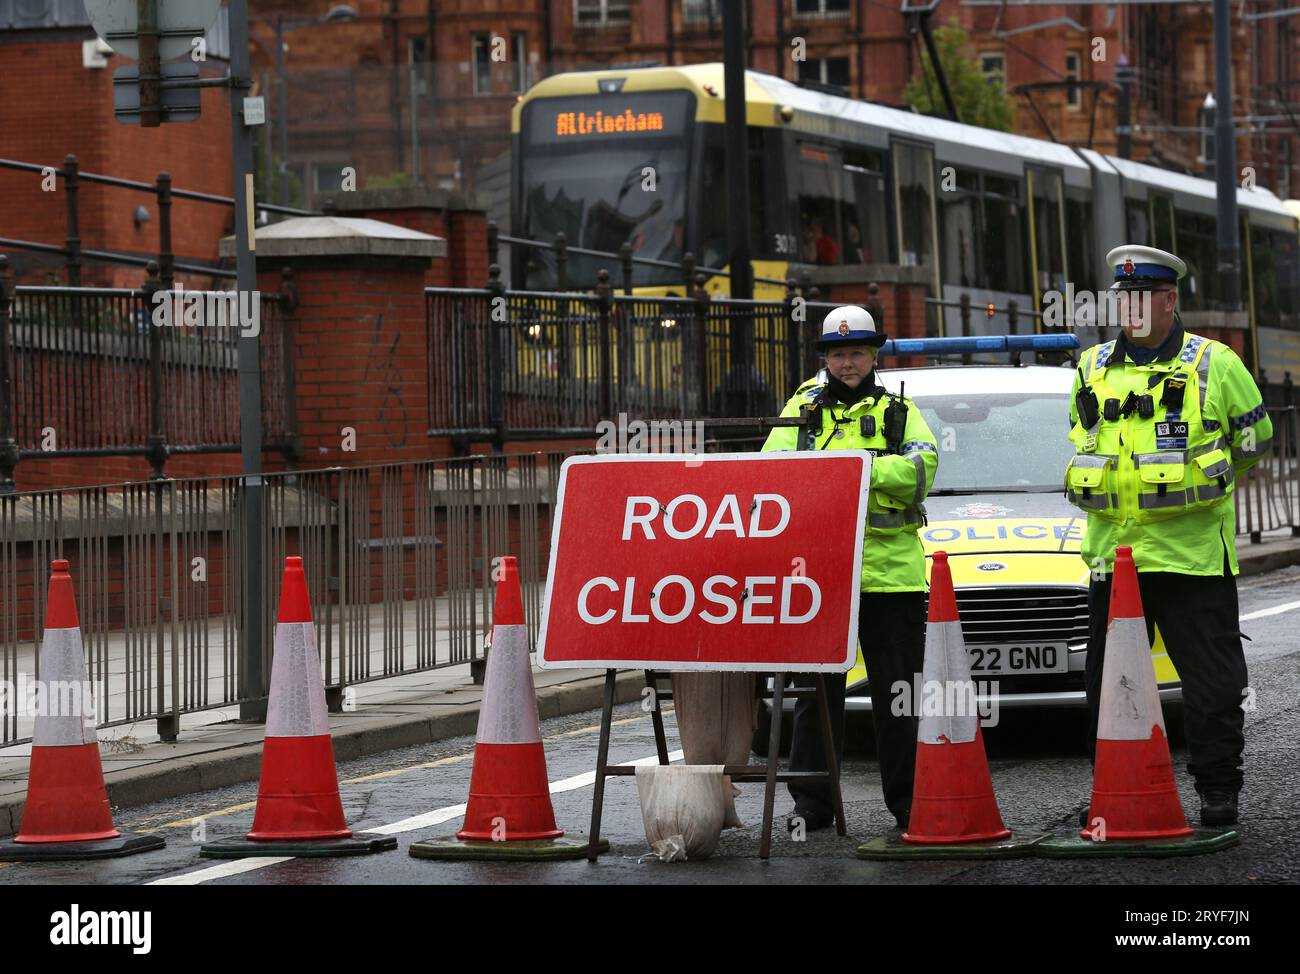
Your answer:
[537,452,871,672]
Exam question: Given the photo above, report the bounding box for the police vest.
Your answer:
[797,381,926,536]
[1065,332,1234,525]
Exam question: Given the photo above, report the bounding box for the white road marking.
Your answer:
[147,748,684,885]
[1240,599,1300,622]
[149,856,294,886]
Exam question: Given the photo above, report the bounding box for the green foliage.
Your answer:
[903,23,1015,133]
[364,171,416,190]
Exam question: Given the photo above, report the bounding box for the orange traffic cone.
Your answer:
[1080,546,1193,841]
[0,560,164,860]
[904,550,1011,845]
[200,556,394,858]
[857,551,1043,860]
[410,556,603,861]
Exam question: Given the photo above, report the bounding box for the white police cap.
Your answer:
[818,305,886,348]
[1106,244,1187,290]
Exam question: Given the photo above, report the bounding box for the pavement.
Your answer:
[0,528,1296,841]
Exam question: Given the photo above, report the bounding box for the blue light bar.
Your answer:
[879,333,1080,356]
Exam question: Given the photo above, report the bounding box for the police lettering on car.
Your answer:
[762,305,938,832]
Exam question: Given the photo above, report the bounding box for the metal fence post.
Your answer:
[619,242,633,296]
[1008,298,1019,334]
[487,263,506,447]
[596,268,613,418]
[156,171,174,288]
[784,276,800,394]
[682,251,696,297]
[554,232,568,292]
[486,219,499,277]
[279,265,302,462]
[960,292,972,365]
[693,272,711,413]
[143,261,169,479]
[0,256,16,493]
[62,154,81,287]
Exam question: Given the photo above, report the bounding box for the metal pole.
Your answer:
[1212,0,1241,311]
[722,0,752,301]
[276,16,289,208]
[230,0,267,721]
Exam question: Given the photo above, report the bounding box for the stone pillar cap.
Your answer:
[219,215,447,259]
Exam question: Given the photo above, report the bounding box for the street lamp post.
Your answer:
[266,5,358,208]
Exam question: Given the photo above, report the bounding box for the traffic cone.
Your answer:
[410,555,604,861]
[1081,545,1192,841]
[858,551,1044,860]
[1037,546,1238,859]
[904,551,1011,845]
[0,560,164,861]
[200,556,394,858]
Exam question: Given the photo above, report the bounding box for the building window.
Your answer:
[512,33,529,93]
[797,56,850,89]
[313,163,349,195]
[472,33,492,95]
[795,0,850,16]
[1065,51,1081,110]
[575,0,630,26]
[683,0,721,23]
[980,52,1006,91]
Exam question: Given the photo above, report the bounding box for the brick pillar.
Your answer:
[318,187,486,288]
[220,216,446,470]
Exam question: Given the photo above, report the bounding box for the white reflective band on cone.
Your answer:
[32,627,97,747]
[1097,616,1167,741]
[917,619,978,745]
[475,623,542,745]
[264,621,330,738]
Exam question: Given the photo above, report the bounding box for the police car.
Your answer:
[779,334,1182,722]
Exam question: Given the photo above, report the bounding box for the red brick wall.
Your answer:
[0,36,234,289]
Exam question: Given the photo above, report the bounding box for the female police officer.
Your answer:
[762,305,938,831]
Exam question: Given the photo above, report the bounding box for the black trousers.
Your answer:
[1085,552,1248,794]
[787,590,926,820]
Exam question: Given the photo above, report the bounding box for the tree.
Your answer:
[903,23,1015,133]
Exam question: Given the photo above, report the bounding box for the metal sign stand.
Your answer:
[586,669,846,861]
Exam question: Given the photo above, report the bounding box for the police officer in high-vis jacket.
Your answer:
[762,306,938,832]
[1066,245,1273,827]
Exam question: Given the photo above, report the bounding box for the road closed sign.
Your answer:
[537,452,871,671]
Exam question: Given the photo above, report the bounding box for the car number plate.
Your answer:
[966,643,1068,674]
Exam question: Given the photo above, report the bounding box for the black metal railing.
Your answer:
[427,269,839,441]
[0,258,298,488]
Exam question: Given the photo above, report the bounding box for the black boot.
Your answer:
[1199,790,1239,827]
[786,804,833,833]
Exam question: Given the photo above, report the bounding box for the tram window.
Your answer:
[798,142,845,264]
[697,126,783,268]
[983,174,1025,293]
[1175,208,1216,311]
[1151,195,1176,252]
[1273,229,1300,331]
[894,142,935,269]
[1066,197,1094,288]
[843,150,888,264]
[1126,200,1150,246]
[1030,170,1067,294]
[1252,225,1280,330]
[940,168,979,288]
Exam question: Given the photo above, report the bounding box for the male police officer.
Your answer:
[1066,245,1272,827]
[762,306,938,831]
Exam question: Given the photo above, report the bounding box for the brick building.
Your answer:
[0,2,237,288]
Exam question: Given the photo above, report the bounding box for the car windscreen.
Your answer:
[913,392,1072,492]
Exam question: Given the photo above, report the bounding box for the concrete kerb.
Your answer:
[0,670,645,839]
[1238,538,1300,576]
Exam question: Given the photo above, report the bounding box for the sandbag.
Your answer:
[636,765,729,862]
[670,672,756,828]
